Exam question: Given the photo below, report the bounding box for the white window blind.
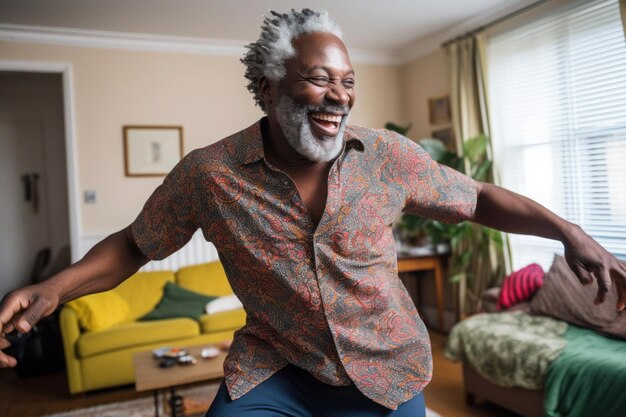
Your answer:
[488,0,626,270]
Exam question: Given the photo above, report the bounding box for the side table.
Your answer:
[397,254,447,331]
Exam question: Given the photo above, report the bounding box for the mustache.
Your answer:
[301,101,350,115]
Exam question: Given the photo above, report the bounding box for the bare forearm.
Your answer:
[42,226,149,304]
[470,181,626,309]
[470,181,577,243]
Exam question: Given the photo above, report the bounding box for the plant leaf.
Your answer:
[449,272,465,283]
[385,122,412,136]
[474,160,492,182]
[418,138,449,162]
[463,135,488,164]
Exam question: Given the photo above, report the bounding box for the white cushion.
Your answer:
[205,294,243,315]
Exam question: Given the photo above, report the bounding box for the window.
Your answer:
[488,0,626,270]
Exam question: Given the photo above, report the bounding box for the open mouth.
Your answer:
[309,112,343,137]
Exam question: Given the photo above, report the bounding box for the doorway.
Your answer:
[0,71,73,297]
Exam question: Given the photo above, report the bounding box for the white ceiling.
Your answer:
[0,0,538,62]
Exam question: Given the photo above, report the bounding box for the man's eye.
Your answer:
[342,79,355,89]
[309,77,329,86]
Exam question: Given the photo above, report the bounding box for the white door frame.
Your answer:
[0,60,82,262]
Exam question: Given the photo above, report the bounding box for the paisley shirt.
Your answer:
[131,118,477,409]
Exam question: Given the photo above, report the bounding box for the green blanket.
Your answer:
[445,311,568,389]
[544,325,626,417]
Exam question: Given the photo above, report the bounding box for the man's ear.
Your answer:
[259,76,274,107]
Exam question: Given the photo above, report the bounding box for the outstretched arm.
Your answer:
[0,226,149,367]
[471,181,626,311]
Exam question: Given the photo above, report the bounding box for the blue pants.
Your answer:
[205,364,426,417]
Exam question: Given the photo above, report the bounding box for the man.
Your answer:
[1,8,625,417]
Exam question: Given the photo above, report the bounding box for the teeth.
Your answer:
[311,113,342,123]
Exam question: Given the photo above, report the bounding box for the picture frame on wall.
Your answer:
[431,127,455,150]
[428,95,451,125]
[123,126,183,177]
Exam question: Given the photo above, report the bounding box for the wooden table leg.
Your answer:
[153,389,159,417]
[433,259,445,331]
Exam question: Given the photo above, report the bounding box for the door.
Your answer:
[0,120,51,297]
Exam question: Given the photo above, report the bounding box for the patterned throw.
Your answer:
[498,263,544,310]
[445,311,568,389]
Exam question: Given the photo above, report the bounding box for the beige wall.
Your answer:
[0,40,403,235]
[400,48,452,143]
[350,63,403,130]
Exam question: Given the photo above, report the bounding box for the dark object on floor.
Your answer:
[5,310,65,377]
[29,247,51,284]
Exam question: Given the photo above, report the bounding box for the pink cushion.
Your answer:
[498,263,544,310]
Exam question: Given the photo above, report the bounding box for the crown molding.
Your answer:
[395,0,539,64]
[348,48,403,66]
[0,23,403,66]
[0,23,248,56]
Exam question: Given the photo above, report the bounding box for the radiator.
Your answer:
[79,230,220,272]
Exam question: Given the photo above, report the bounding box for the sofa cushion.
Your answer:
[114,270,176,319]
[66,291,131,331]
[206,294,243,315]
[530,255,624,339]
[199,309,246,333]
[140,282,217,321]
[176,261,233,296]
[77,317,199,358]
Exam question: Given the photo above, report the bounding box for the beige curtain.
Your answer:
[621,0,626,38]
[447,34,491,156]
[446,33,510,317]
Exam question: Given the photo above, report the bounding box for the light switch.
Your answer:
[84,190,97,204]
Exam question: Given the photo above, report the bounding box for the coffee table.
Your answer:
[133,345,227,417]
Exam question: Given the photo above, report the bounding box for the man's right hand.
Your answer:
[0,227,149,368]
[0,283,60,367]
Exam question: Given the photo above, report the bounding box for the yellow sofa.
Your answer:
[59,261,246,394]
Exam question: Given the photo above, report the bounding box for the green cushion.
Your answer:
[140,282,217,321]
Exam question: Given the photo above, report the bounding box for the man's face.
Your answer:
[268,32,356,162]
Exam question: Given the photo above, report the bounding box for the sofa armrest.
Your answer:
[482,287,501,313]
[481,287,531,313]
[59,306,84,393]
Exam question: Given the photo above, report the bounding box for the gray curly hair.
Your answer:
[241,9,343,112]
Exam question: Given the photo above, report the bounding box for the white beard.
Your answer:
[275,96,349,162]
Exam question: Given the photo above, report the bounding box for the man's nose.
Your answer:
[325,83,350,106]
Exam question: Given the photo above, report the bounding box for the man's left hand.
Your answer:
[562,224,626,311]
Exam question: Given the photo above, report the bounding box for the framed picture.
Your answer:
[431,128,455,150]
[428,95,451,125]
[123,126,183,177]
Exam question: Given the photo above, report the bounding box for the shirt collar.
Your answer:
[237,117,365,166]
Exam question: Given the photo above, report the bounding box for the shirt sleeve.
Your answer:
[130,152,200,260]
[390,132,477,223]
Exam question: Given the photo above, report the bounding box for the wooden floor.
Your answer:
[0,330,520,417]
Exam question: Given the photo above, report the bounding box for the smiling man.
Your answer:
[1,8,625,417]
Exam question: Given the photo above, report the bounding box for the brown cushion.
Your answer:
[529,255,625,340]
[600,313,626,340]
